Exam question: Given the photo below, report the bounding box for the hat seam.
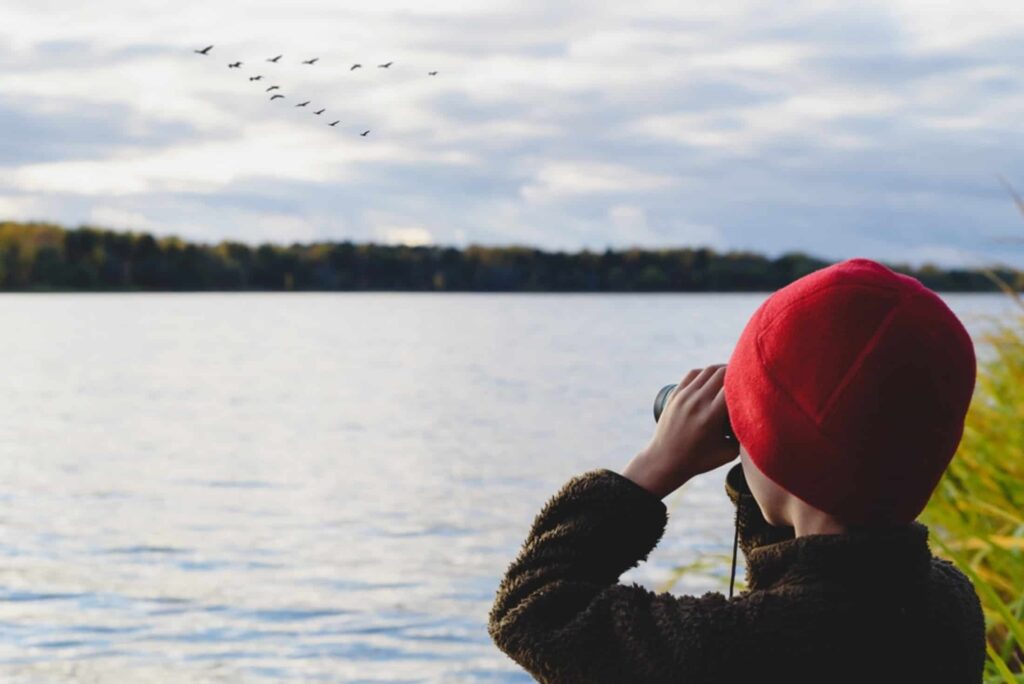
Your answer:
[755,280,902,343]
[904,290,977,419]
[751,318,846,517]
[754,281,904,422]
[754,328,820,430]
[816,290,907,424]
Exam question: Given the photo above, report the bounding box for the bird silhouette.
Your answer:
[302,57,319,65]
[267,55,283,63]
[266,85,280,91]
[270,94,285,100]
[295,101,310,107]
[360,130,370,136]
[314,108,326,115]
[194,45,213,55]
[228,61,242,68]
[378,61,394,68]
[428,71,438,76]
[249,75,263,81]
[329,120,340,126]
[350,63,362,71]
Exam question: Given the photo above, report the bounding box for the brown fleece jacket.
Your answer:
[488,463,986,684]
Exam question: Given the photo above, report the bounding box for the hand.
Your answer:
[621,364,738,498]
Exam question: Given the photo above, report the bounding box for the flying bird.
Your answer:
[314,108,325,115]
[249,75,263,81]
[378,61,393,68]
[360,130,370,136]
[267,55,283,63]
[302,57,319,65]
[295,101,310,107]
[228,61,242,68]
[266,85,280,91]
[194,45,213,55]
[350,63,362,71]
[328,120,340,126]
[428,71,438,76]
[270,94,285,100]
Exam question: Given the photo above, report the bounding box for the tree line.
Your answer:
[0,221,1018,292]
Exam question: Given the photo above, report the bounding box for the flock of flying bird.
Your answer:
[193,44,439,137]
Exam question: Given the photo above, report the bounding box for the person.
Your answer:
[487,258,986,684]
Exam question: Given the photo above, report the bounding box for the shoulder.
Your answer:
[669,584,818,635]
[924,556,986,651]
[927,556,984,612]
[922,556,987,678]
[929,556,979,593]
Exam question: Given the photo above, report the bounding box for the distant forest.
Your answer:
[0,221,1019,292]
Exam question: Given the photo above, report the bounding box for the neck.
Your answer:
[790,505,848,538]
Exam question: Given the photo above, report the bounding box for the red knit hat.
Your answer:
[723,257,977,525]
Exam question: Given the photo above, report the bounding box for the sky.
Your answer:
[1,0,1024,269]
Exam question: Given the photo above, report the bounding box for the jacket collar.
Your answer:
[724,462,796,556]
[744,521,932,591]
[723,463,933,591]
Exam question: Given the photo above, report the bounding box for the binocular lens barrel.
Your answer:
[653,384,677,422]
[653,383,736,440]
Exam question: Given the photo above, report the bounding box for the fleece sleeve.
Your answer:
[487,468,742,684]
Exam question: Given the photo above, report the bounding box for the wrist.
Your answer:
[621,449,689,499]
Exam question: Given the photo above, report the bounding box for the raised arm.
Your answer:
[487,466,741,684]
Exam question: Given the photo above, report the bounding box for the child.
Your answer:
[488,258,986,683]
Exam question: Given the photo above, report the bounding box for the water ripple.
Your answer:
[0,293,1003,682]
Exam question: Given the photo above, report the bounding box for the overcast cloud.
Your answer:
[1,0,1023,267]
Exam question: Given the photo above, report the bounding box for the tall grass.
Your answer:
[921,285,1024,682]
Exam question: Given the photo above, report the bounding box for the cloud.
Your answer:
[608,204,725,249]
[365,209,438,247]
[0,99,199,166]
[520,161,679,203]
[0,0,1022,268]
[88,206,158,231]
[0,194,45,221]
[375,225,433,246]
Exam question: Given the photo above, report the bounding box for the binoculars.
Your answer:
[653,383,737,441]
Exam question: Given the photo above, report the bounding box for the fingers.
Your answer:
[670,368,702,408]
[677,367,702,390]
[673,364,726,409]
[708,381,728,418]
[710,384,737,446]
[678,363,723,390]
[690,364,726,394]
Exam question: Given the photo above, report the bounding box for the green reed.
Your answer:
[921,290,1024,682]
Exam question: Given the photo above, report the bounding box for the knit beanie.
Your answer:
[722,257,977,525]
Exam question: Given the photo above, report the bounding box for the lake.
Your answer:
[0,292,1015,682]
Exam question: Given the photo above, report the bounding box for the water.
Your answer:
[0,292,1014,683]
